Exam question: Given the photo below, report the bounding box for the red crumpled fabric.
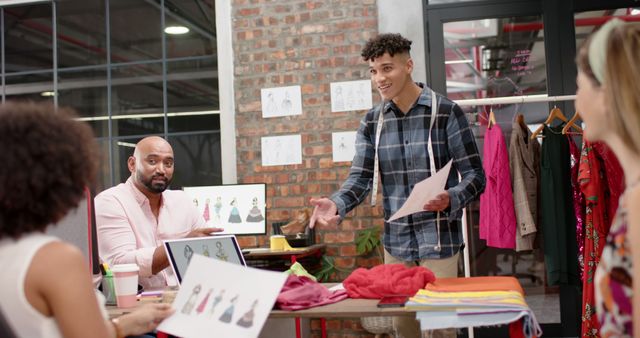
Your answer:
[343,263,436,299]
[275,275,348,311]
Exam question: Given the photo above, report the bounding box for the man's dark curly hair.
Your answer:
[0,102,97,239]
[361,33,412,61]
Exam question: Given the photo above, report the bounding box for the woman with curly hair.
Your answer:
[575,19,640,337]
[0,102,173,337]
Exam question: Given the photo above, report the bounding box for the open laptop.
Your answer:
[163,235,247,285]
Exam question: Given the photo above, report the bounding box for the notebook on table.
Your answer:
[163,235,246,285]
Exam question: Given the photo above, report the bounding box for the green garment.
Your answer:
[540,125,579,286]
[285,262,317,282]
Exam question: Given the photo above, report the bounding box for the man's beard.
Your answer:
[138,170,171,193]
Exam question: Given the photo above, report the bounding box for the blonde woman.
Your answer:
[575,19,640,337]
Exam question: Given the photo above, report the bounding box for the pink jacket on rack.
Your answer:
[479,124,517,249]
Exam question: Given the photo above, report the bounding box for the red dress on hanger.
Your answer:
[578,141,624,337]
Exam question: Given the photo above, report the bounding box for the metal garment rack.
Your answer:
[452,94,575,282]
[454,93,576,106]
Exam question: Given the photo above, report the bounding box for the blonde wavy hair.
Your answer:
[604,23,640,154]
[577,22,640,154]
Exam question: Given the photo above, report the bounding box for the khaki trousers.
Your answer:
[384,249,459,338]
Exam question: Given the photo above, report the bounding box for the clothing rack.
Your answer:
[454,94,576,106]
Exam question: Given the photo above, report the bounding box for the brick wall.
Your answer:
[232,0,384,336]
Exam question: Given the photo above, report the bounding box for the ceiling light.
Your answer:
[445,59,473,65]
[40,91,56,97]
[164,26,189,35]
[631,8,640,15]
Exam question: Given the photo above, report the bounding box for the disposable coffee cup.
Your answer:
[111,264,140,308]
[270,235,286,250]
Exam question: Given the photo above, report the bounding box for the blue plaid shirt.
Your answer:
[330,83,485,260]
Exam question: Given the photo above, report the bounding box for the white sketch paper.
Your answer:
[261,85,302,118]
[157,254,287,338]
[332,131,357,162]
[183,184,266,235]
[261,134,302,166]
[389,160,453,221]
[330,80,372,112]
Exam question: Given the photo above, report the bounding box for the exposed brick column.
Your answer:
[232,2,384,335]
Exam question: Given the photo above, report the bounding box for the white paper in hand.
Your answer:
[157,254,287,338]
[388,160,453,222]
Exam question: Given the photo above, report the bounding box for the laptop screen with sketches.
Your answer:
[163,235,246,285]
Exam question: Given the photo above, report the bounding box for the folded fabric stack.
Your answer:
[406,276,542,338]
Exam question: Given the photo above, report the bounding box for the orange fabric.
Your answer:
[425,276,524,296]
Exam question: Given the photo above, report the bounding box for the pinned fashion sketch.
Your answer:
[219,295,238,323]
[281,91,292,115]
[181,284,202,315]
[202,198,211,223]
[228,198,242,223]
[209,289,225,317]
[215,242,228,261]
[236,300,258,328]
[214,196,222,222]
[265,92,277,116]
[246,197,264,222]
[196,288,212,315]
[184,244,194,263]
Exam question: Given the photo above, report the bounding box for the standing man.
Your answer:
[96,136,223,289]
[309,33,485,337]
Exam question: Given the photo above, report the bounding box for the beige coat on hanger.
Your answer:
[509,119,540,251]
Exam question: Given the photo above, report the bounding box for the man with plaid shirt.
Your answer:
[309,33,485,338]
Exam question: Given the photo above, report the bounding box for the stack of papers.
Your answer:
[405,278,542,337]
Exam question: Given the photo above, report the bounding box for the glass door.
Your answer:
[424,1,573,336]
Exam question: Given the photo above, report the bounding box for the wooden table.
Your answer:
[107,294,413,319]
[107,285,412,338]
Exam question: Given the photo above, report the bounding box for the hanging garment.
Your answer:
[568,137,586,280]
[578,140,607,337]
[592,143,624,222]
[509,121,540,251]
[540,125,579,286]
[578,141,625,337]
[479,124,517,249]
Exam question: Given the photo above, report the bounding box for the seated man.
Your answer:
[96,136,222,289]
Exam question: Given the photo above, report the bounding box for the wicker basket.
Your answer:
[361,316,395,335]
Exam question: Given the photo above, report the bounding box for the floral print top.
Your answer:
[595,194,634,337]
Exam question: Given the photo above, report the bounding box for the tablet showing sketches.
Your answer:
[164,235,246,285]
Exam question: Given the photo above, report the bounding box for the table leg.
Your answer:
[321,317,327,338]
[295,317,301,338]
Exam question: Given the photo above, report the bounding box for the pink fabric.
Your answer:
[275,275,348,311]
[96,177,205,289]
[342,264,436,299]
[479,125,517,249]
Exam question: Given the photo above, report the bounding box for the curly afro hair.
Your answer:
[361,33,412,61]
[0,102,97,239]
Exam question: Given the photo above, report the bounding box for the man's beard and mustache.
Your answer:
[139,171,171,193]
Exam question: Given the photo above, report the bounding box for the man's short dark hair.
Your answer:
[0,102,97,239]
[361,33,412,61]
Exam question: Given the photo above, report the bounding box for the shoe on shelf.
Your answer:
[280,209,310,235]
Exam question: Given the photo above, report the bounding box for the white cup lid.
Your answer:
[111,264,139,273]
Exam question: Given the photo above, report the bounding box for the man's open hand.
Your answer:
[309,198,341,229]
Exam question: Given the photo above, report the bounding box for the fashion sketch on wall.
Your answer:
[183,184,267,235]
